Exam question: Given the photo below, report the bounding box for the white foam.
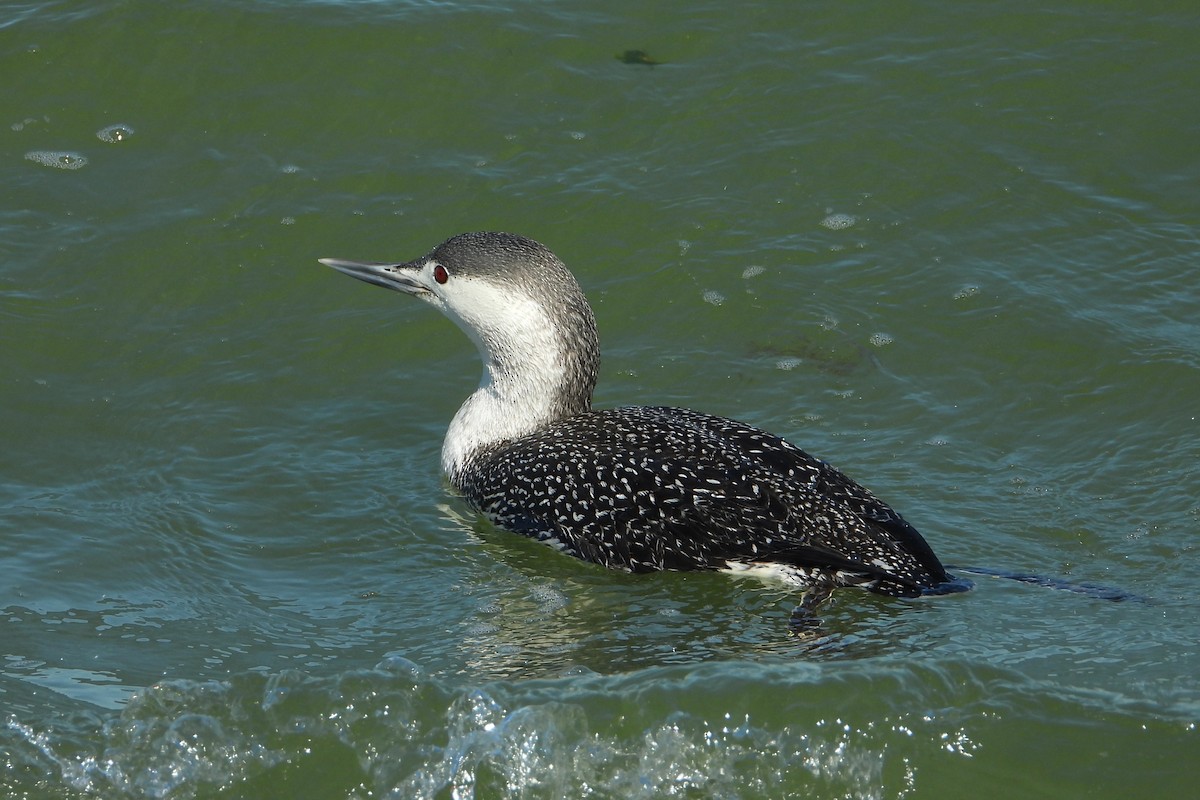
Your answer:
[776,356,804,371]
[820,212,857,230]
[96,124,134,143]
[24,150,87,170]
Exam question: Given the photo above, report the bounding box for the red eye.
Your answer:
[433,264,449,284]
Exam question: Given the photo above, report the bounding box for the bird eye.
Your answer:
[433,264,449,284]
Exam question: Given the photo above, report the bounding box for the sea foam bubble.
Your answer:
[96,123,135,143]
[24,150,88,170]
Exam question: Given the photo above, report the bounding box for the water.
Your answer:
[2,0,1197,797]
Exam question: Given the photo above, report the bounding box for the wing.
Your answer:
[627,406,951,590]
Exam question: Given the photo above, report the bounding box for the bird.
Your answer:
[321,232,968,609]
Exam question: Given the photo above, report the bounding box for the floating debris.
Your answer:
[617,49,664,65]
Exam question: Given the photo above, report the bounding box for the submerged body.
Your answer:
[322,232,964,602]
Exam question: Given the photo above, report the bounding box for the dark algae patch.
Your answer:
[617,49,664,65]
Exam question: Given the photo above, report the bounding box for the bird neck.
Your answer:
[440,295,599,484]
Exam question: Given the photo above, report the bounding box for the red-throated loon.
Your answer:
[321,232,970,607]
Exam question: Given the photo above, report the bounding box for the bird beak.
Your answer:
[319,258,429,296]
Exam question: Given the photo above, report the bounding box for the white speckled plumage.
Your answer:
[322,232,962,601]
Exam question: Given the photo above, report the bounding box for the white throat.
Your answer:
[437,279,568,482]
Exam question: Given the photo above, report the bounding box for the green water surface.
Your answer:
[2,1,1197,797]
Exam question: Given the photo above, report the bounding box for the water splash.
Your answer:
[5,658,1090,800]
